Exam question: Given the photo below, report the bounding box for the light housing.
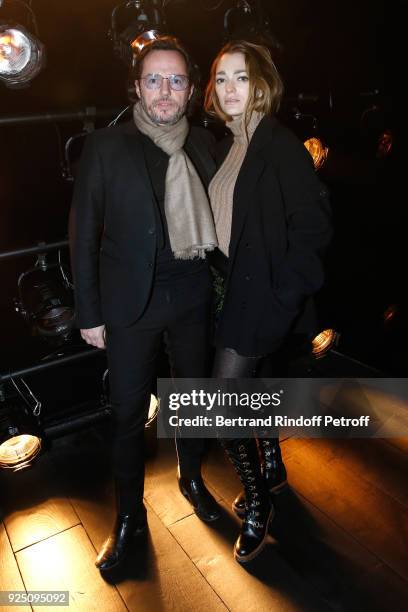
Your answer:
[312,329,339,359]
[0,22,45,88]
[0,402,42,471]
[110,1,165,66]
[304,137,329,170]
[15,254,75,341]
[224,0,256,39]
[223,0,280,48]
[130,28,160,54]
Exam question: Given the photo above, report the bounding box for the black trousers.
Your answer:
[105,267,212,512]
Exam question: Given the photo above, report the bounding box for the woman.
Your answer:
[205,40,332,563]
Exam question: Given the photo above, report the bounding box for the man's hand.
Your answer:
[80,325,106,349]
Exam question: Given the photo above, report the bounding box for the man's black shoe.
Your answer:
[178,476,220,522]
[95,509,147,572]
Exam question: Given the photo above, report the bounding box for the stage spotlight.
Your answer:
[311,329,339,359]
[224,0,255,39]
[15,252,75,341]
[0,24,44,88]
[131,28,160,54]
[304,137,329,171]
[292,108,329,171]
[0,1,45,88]
[223,0,280,48]
[0,398,42,471]
[110,0,165,66]
[360,102,393,160]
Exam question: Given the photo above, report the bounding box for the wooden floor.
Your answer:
[1,421,407,612]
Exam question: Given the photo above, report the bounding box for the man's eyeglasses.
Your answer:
[140,74,189,91]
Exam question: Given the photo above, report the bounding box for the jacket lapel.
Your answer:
[122,124,157,206]
[228,149,265,265]
[227,117,277,265]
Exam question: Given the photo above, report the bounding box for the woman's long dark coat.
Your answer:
[214,115,332,356]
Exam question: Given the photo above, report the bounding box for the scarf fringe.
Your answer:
[173,244,216,260]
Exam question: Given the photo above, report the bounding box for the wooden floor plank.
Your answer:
[169,502,332,612]
[69,478,227,611]
[49,431,220,528]
[0,522,31,612]
[3,424,406,612]
[203,442,408,612]
[282,438,408,581]
[116,502,228,612]
[271,489,408,612]
[296,437,408,507]
[0,453,80,552]
[16,524,126,612]
[144,439,222,527]
[318,380,408,439]
[53,432,226,611]
[386,437,408,454]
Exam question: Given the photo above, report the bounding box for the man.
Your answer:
[70,36,220,573]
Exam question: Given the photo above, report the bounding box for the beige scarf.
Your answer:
[209,111,263,257]
[133,102,217,259]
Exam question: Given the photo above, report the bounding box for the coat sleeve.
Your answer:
[69,133,105,329]
[270,128,332,322]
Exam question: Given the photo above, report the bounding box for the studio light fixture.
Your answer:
[0,382,42,471]
[304,137,329,171]
[0,1,45,88]
[224,0,255,39]
[223,0,280,48]
[15,250,75,341]
[292,107,329,171]
[311,329,339,359]
[131,28,160,54]
[110,0,165,66]
[360,100,393,160]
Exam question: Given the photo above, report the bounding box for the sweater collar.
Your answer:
[226,111,264,144]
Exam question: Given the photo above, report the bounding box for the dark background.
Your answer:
[0,0,404,398]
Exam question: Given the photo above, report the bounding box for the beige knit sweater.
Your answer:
[209,112,264,256]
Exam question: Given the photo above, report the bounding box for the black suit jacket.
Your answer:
[70,120,216,329]
[214,116,332,356]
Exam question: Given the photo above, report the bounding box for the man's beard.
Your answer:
[140,95,187,125]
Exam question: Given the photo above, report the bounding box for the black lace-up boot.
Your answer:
[232,437,287,518]
[223,438,274,563]
[259,437,287,492]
